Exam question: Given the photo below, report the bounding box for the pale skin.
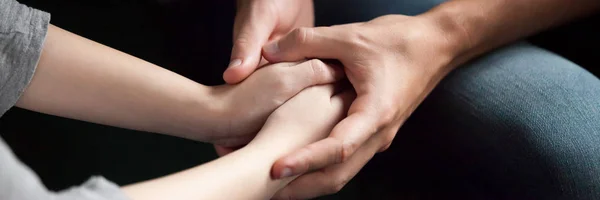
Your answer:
[122,85,354,200]
[17,25,344,147]
[14,24,351,199]
[223,0,600,199]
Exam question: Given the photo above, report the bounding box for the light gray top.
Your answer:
[0,0,129,199]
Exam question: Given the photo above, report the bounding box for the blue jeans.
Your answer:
[313,0,600,199]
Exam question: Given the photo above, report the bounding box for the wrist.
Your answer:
[168,84,227,141]
[246,121,305,156]
[418,4,476,70]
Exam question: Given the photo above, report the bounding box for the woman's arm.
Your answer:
[122,85,354,200]
[15,24,342,144]
[16,25,219,138]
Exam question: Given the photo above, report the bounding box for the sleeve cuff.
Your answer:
[0,1,50,116]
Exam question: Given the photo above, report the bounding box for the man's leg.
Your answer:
[314,0,600,199]
[360,43,600,199]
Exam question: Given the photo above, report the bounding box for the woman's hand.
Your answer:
[123,85,354,200]
[223,0,314,84]
[259,14,466,199]
[209,59,344,147]
[251,85,355,152]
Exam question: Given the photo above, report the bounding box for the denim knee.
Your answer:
[424,42,600,199]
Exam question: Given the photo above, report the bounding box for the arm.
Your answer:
[251,0,600,199]
[122,85,354,200]
[16,25,218,140]
[424,0,600,68]
[15,24,342,145]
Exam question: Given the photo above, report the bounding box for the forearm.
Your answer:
[122,126,303,200]
[16,25,220,141]
[421,0,600,68]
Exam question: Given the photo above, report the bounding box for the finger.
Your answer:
[213,145,236,157]
[224,4,277,84]
[286,83,338,108]
[271,111,377,179]
[286,59,345,92]
[302,84,337,98]
[378,123,401,153]
[212,134,255,149]
[272,131,382,200]
[331,88,356,105]
[262,26,347,63]
[330,89,356,120]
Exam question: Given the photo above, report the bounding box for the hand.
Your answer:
[249,84,355,157]
[209,59,344,148]
[260,15,465,199]
[223,0,314,84]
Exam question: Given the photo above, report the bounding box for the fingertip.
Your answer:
[214,145,236,157]
[262,42,281,62]
[223,68,245,84]
[271,157,298,179]
[223,58,257,84]
[327,114,378,161]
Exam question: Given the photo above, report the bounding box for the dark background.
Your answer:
[0,0,598,199]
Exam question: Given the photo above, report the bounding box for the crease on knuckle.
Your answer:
[376,99,396,125]
[296,147,315,172]
[344,28,369,52]
[340,139,358,163]
[307,59,326,85]
[294,27,313,47]
[234,32,252,45]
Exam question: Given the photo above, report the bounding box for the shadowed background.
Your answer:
[1,0,598,199]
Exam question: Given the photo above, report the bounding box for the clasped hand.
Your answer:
[221,0,466,199]
[207,59,343,148]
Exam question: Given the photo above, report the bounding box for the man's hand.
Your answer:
[209,60,343,148]
[223,0,314,84]
[260,15,465,199]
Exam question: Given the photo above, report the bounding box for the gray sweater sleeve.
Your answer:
[0,0,130,199]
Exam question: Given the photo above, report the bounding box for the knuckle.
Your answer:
[233,34,254,50]
[296,147,314,171]
[344,27,374,53]
[340,140,359,163]
[376,99,396,125]
[234,31,252,43]
[328,175,350,194]
[383,131,396,144]
[307,59,327,84]
[293,27,314,46]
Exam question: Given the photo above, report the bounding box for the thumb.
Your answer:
[224,8,276,84]
[262,26,345,63]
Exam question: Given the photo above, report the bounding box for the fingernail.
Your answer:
[280,168,293,178]
[228,59,242,68]
[263,42,280,55]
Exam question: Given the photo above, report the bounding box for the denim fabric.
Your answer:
[313,0,600,199]
[358,43,600,199]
